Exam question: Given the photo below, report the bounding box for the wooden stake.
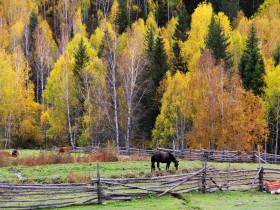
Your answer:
[96,164,102,204]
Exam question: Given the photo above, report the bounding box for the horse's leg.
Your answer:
[166,162,170,170]
[157,162,161,170]
[151,161,155,171]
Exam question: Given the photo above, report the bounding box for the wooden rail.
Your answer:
[1,164,279,209]
[52,146,280,164]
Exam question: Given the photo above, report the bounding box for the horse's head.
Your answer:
[174,160,179,170]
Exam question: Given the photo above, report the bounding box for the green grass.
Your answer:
[57,191,280,210]
[1,151,280,209]
[1,151,280,184]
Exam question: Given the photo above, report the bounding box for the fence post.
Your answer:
[258,167,264,191]
[252,150,256,162]
[96,164,102,204]
[201,162,206,193]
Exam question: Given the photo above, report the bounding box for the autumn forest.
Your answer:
[0,0,280,154]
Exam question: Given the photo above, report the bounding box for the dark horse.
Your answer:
[151,151,179,171]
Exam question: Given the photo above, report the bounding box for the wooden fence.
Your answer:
[58,146,280,164]
[1,164,279,209]
[116,147,280,164]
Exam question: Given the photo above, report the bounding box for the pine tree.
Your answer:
[73,38,89,113]
[273,42,280,67]
[140,30,169,139]
[174,3,189,42]
[209,0,238,22]
[116,0,128,34]
[145,25,155,59]
[72,38,90,142]
[172,4,189,73]
[29,12,38,34]
[206,16,233,72]
[238,25,266,96]
[239,0,264,18]
[150,31,169,87]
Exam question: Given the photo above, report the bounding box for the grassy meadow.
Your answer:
[1,149,280,184]
[1,150,280,210]
[58,191,280,210]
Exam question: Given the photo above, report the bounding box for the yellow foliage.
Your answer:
[145,12,158,31]
[231,30,246,72]
[237,17,251,37]
[181,2,213,71]
[165,17,177,43]
[147,0,157,14]
[186,51,267,151]
[216,12,232,47]
[73,9,87,37]
[109,0,119,24]
[10,20,24,50]
[90,27,104,52]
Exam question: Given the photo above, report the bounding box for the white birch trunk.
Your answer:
[275,95,280,159]
[65,56,74,148]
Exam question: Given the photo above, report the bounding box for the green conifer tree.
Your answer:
[141,30,169,139]
[172,4,189,73]
[73,38,89,100]
[174,4,189,42]
[73,38,89,137]
[206,16,233,72]
[145,25,155,59]
[238,25,266,96]
[29,12,38,35]
[273,42,280,67]
[150,31,169,87]
[116,0,128,34]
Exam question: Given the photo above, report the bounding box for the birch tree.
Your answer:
[119,19,148,148]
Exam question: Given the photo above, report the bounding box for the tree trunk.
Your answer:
[65,57,74,149]
[275,95,280,159]
[126,104,131,149]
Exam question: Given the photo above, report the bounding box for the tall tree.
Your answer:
[205,15,233,72]
[273,42,280,67]
[141,30,169,140]
[72,38,89,141]
[34,18,56,104]
[102,26,121,149]
[208,0,238,23]
[238,25,266,96]
[44,34,105,148]
[116,0,129,34]
[264,65,280,155]
[181,2,213,71]
[119,19,148,148]
[171,3,189,73]
[187,50,267,151]
[152,71,191,150]
[239,0,264,18]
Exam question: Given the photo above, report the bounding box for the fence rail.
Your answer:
[116,147,280,164]
[56,146,280,164]
[1,164,279,209]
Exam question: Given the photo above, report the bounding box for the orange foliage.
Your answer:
[187,50,267,151]
[0,150,12,157]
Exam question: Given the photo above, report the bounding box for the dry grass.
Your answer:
[67,172,91,183]
[0,143,148,167]
[0,148,121,167]
[118,154,149,162]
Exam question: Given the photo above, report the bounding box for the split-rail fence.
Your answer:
[71,146,280,164]
[0,163,279,209]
